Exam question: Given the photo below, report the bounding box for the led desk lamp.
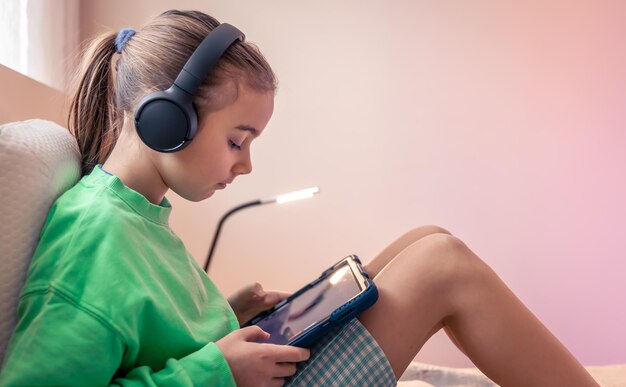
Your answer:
[203,187,320,273]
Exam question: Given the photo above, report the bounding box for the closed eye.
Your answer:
[229,140,242,150]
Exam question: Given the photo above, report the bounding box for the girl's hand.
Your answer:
[228,282,290,325]
[216,326,310,387]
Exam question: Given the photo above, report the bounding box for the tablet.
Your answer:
[242,255,378,348]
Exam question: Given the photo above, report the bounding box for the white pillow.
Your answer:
[0,119,80,360]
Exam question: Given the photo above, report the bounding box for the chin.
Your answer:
[176,189,215,202]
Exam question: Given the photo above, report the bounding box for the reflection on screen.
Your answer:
[255,264,361,345]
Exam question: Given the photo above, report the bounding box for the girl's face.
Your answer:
[157,83,274,201]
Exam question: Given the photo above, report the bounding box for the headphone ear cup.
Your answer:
[134,87,198,152]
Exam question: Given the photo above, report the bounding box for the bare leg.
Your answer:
[363,225,451,278]
[364,226,467,354]
[359,232,598,387]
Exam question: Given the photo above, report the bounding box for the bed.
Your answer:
[398,361,626,387]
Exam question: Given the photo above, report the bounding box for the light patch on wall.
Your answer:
[0,0,29,77]
[0,0,79,91]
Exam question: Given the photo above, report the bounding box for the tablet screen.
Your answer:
[254,263,361,345]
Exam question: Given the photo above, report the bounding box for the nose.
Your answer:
[232,152,252,176]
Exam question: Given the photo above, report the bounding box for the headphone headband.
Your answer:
[174,23,245,96]
[134,22,246,153]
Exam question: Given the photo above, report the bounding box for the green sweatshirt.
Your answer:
[0,166,239,386]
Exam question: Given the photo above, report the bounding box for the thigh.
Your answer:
[359,233,469,379]
[364,225,451,278]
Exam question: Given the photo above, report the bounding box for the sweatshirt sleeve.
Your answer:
[0,290,236,387]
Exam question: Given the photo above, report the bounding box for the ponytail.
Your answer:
[68,31,120,176]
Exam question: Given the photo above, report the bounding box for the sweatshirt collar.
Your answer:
[84,165,172,225]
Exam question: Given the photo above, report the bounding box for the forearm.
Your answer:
[1,293,236,387]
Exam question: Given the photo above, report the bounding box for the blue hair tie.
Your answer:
[115,28,136,54]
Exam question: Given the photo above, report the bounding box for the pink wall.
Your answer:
[79,0,626,367]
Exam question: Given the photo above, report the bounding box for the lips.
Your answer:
[217,177,234,189]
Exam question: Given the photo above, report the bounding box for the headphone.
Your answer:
[134,23,245,152]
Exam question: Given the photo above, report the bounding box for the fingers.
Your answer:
[253,283,290,301]
[269,344,311,363]
[274,362,298,377]
[264,291,290,303]
[268,361,298,386]
[238,325,270,342]
[261,290,291,310]
[252,282,265,297]
[234,327,310,364]
[219,327,309,387]
[270,378,286,387]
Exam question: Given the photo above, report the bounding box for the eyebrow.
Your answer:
[235,125,259,136]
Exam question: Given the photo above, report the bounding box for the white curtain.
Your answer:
[0,0,79,92]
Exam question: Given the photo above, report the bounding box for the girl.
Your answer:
[0,9,598,387]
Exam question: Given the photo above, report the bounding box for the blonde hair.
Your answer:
[68,10,277,175]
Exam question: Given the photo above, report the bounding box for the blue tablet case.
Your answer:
[243,255,378,348]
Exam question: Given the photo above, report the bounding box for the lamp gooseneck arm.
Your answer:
[203,199,262,273]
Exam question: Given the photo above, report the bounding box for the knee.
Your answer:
[402,225,451,243]
[406,233,486,286]
[415,233,468,262]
